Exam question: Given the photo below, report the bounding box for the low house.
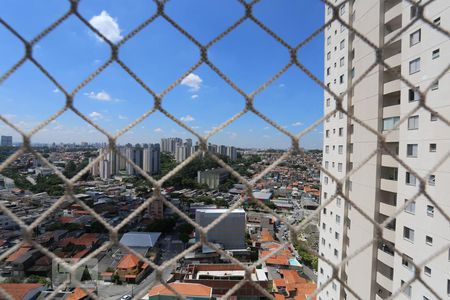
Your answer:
[115,254,150,283]
[0,283,44,300]
[147,282,212,300]
[119,232,161,256]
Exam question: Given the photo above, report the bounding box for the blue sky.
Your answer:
[0,0,325,149]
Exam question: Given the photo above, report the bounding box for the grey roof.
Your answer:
[119,232,161,248]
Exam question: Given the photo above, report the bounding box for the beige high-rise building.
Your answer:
[318,1,450,299]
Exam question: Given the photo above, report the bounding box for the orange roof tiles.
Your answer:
[274,293,286,300]
[260,228,275,242]
[148,282,212,298]
[6,246,31,262]
[260,251,289,266]
[117,254,140,269]
[66,287,95,300]
[0,283,42,300]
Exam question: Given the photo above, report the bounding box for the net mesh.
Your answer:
[0,0,449,299]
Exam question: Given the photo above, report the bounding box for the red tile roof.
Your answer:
[6,246,31,262]
[117,254,140,269]
[66,287,95,300]
[0,283,42,300]
[148,283,212,298]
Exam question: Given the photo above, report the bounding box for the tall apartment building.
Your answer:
[318,1,450,299]
[161,137,182,154]
[0,136,12,147]
[143,143,161,175]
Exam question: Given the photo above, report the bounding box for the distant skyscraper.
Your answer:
[143,144,161,175]
[226,146,237,161]
[161,137,182,154]
[99,159,111,180]
[0,136,12,147]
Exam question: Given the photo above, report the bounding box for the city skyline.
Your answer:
[0,0,325,149]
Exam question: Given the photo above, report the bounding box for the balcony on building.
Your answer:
[376,282,393,300]
[380,166,398,191]
[384,0,402,24]
[378,213,396,243]
[376,261,394,292]
[384,14,402,44]
[383,66,401,96]
[381,142,399,168]
[379,190,397,216]
[378,239,395,266]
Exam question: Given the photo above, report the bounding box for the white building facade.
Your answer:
[318,1,450,299]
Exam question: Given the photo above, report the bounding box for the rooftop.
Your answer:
[148,282,212,298]
[119,231,161,248]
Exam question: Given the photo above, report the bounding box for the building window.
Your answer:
[326,67,330,76]
[432,49,440,59]
[383,116,400,131]
[322,223,326,229]
[424,266,431,276]
[327,36,331,45]
[325,161,329,169]
[409,58,421,74]
[325,145,329,153]
[401,280,412,297]
[340,23,345,32]
[326,98,330,106]
[425,235,433,245]
[336,215,341,224]
[340,39,345,50]
[326,130,329,138]
[335,232,339,240]
[407,144,418,157]
[409,87,420,102]
[404,199,415,214]
[340,74,344,84]
[427,205,434,217]
[338,163,343,172]
[327,51,331,60]
[447,279,450,295]
[339,111,344,119]
[336,197,341,207]
[338,145,343,154]
[402,254,414,271]
[340,4,345,15]
[429,143,437,152]
[340,57,345,67]
[431,81,439,90]
[410,29,421,46]
[430,113,438,121]
[408,115,419,130]
[403,226,415,242]
[410,3,419,19]
[428,175,435,186]
[327,6,332,15]
[351,67,355,78]
[433,17,441,26]
[324,176,328,184]
[406,172,417,186]
[339,127,344,136]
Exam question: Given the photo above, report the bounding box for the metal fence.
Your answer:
[0,0,449,299]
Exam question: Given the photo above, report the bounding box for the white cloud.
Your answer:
[191,94,199,100]
[180,114,195,122]
[181,73,202,92]
[84,90,112,101]
[292,121,303,127]
[278,83,285,88]
[52,88,59,93]
[89,111,103,120]
[191,126,200,129]
[118,114,128,120]
[263,126,270,130]
[89,11,123,43]
[154,128,163,132]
